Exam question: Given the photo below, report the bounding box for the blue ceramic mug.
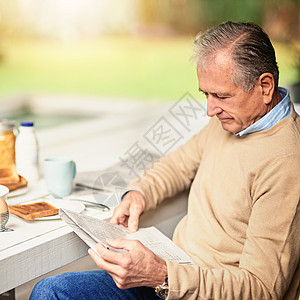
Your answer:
[44,158,76,198]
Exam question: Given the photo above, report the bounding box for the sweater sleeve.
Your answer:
[126,120,212,211]
[166,154,300,300]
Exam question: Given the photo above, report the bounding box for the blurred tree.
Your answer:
[138,0,300,101]
[138,0,299,38]
[263,0,299,41]
[198,0,264,27]
[138,0,264,35]
[263,0,300,101]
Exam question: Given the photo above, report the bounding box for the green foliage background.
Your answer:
[0,0,299,102]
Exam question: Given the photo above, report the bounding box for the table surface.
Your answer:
[0,98,209,293]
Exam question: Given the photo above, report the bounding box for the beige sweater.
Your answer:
[128,105,300,299]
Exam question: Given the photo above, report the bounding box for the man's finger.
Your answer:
[110,203,129,225]
[110,213,127,225]
[93,241,132,268]
[128,205,141,232]
[106,238,131,250]
[88,248,124,273]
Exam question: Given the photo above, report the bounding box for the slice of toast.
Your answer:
[1,175,28,192]
[0,166,20,184]
[9,201,59,220]
[0,166,28,191]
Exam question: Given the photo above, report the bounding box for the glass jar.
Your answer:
[0,120,19,183]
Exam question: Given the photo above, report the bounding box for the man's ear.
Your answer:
[258,73,275,105]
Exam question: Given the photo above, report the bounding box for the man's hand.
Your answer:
[88,239,167,289]
[110,190,145,232]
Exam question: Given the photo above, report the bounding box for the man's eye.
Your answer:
[216,95,228,100]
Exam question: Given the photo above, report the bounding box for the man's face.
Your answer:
[197,51,267,134]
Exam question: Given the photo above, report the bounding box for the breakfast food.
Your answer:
[0,197,9,214]
[0,120,27,191]
[0,129,16,167]
[9,201,59,220]
[0,174,27,191]
[0,166,19,184]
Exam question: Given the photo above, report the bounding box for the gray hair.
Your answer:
[193,21,279,93]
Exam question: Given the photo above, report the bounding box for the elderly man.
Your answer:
[30,22,300,300]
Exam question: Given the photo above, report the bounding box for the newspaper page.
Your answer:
[60,209,193,265]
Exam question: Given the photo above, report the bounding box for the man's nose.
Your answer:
[206,96,222,117]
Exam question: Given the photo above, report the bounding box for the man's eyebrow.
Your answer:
[215,92,232,97]
[198,88,232,97]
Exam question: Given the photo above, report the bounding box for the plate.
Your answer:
[8,186,29,198]
[33,199,85,220]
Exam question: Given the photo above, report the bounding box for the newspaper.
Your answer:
[60,209,193,265]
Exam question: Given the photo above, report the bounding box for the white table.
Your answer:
[1,97,208,294]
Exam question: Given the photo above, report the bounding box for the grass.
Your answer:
[0,36,198,102]
[0,36,298,102]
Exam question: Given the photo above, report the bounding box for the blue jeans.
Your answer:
[29,270,160,300]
